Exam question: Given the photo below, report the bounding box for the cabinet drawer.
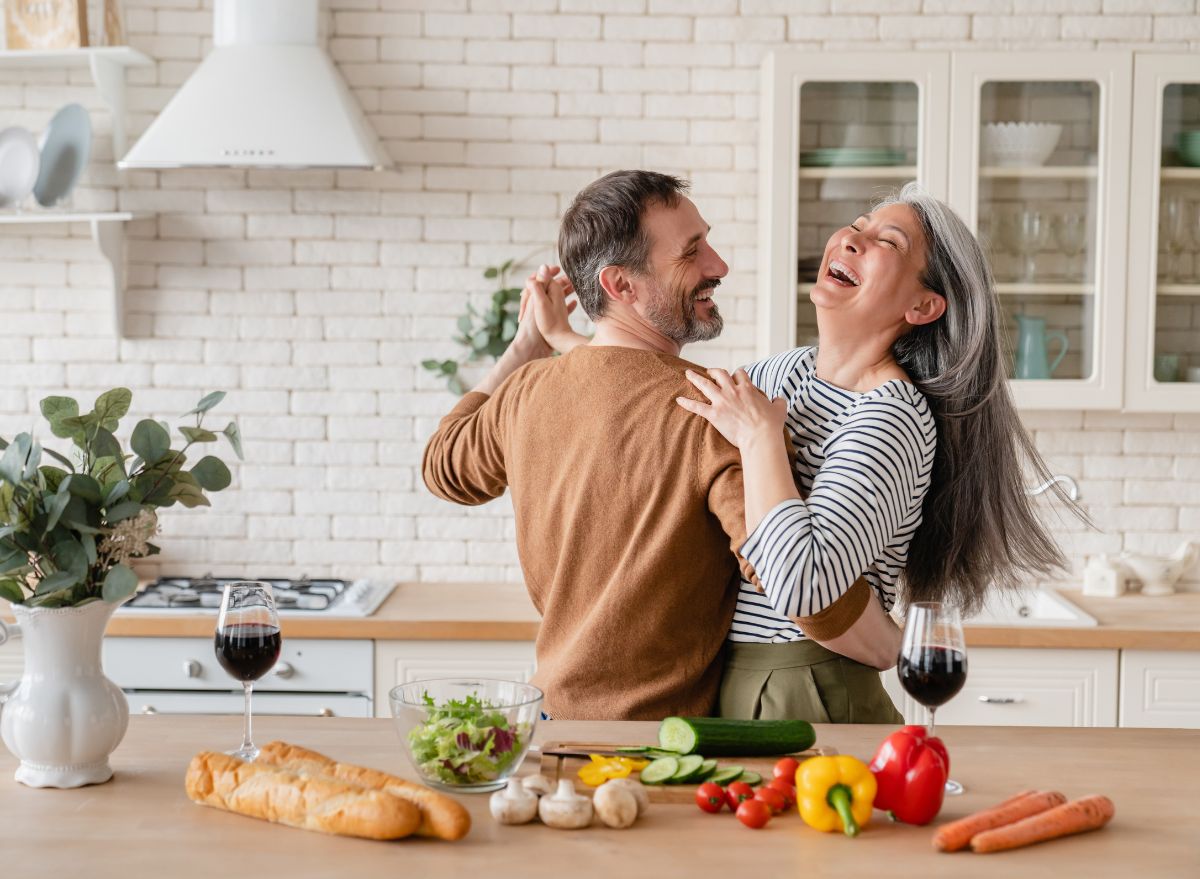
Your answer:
[883,647,1118,727]
[1120,650,1200,729]
[374,640,537,718]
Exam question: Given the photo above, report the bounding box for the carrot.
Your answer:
[970,795,1115,854]
[933,790,1068,852]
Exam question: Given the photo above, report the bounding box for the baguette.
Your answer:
[185,751,421,841]
[258,740,471,841]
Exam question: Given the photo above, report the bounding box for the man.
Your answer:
[423,171,879,720]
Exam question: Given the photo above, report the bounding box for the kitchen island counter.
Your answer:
[37,582,1200,650]
[2,716,1195,878]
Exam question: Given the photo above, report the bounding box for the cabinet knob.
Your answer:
[318,708,334,717]
[141,706,158,715]
[182,660,201,679]
[274,661,295,679]
[978,695,1022,704]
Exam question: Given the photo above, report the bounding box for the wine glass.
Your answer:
[1160,192,1189,284]
[1052,211,1088,281]
[899,602,967,795]
[215,581,281,761]
[1011,208,1050,283]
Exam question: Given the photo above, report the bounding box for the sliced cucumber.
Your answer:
[639,756,679,785]
[709,765,745,786]
[643,747,683,759]
[658,716,816,757]
[613,746,651,754]
[670,754,706,783]
[740,770,763,786]
[694,759,718,782]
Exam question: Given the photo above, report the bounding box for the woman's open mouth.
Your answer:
[825,260,862,287]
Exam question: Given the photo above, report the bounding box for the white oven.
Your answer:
[103,637,374,718]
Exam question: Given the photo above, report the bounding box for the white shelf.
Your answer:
[996,282,1095,296]
[0,46,152,156]
[1157,283,1200,296]
[981,165,1098,179]
[797,165,917,179]
[0,211,146,336]
[1161,168,1200,181]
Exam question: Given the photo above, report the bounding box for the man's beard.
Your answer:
[643,277,724,345]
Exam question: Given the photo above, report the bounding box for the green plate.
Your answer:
[800,148,908,167]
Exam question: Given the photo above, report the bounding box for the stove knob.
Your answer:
[318,708,334,717]
[141,706,158,715]
[274,661,295,679]
[183,660,202,679]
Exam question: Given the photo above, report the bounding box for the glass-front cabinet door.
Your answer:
[948,53,1132,410]
[1126,55,1200,412]
[759,53,950,357]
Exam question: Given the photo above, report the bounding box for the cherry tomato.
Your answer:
[773,756,800,781]
[695,782,726,814]
[766,778,796,809]
[726,781,755,809]
[754,787,787,814]
[736,798,772,829]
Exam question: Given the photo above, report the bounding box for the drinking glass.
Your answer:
[215,582,281,760]
[1011,209,1050,283]
[1052,211,1087,281]
[899,602,967,795]
[1160,192,1189,283]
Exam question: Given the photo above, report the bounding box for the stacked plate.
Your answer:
[799,147,908,167]
[1177,129,1200,168]
[0,103,92,210]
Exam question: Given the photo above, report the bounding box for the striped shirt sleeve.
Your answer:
[739,393,935,619]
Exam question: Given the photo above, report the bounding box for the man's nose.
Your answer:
[704,243,729,278]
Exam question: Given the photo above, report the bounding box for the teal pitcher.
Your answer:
[1013,314,1068,379]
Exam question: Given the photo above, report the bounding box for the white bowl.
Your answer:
[981,122,1063,167]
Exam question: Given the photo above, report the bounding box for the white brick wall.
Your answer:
[1,0,1199,590]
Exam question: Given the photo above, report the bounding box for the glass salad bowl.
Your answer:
[390,678,543,793]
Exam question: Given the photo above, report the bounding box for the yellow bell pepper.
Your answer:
[577,755,646,786]
[795,755,877,837]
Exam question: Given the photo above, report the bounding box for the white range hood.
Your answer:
[119,0,388,170]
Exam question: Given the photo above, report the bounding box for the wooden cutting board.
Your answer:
[538,741,838,804]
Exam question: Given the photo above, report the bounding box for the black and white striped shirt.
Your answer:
[729,347,937,644]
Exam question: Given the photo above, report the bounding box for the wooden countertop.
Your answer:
[3,716,1195,878]
[7,584,1200,649]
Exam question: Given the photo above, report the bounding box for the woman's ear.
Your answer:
[598,265,637,306]
[905,291,946,327]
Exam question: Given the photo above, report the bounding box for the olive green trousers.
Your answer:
[718,639,904,724]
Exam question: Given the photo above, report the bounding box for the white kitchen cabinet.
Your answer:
[1119,650,1200,729]
[373,640,536,719]
[760,50,1197,412]
[882,647,1119,728]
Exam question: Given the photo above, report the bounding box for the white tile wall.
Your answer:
[1,1,1198,589]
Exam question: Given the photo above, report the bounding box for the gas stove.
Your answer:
[118,575,395,617]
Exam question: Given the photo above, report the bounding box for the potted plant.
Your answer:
[0,388,241,788]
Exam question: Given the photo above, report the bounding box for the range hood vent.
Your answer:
[119,0,388,170]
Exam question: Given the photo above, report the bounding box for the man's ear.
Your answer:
[905,291,946,327]
[598,265,637,306]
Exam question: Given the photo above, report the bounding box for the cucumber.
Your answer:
[658,716,816,757]
[643,747,683,759]
[694,759,718,782]
[670,754,706,783]
[740,770,763,786]
[613,746,650,754]
[639,756,679,785]
[709,765,745,786]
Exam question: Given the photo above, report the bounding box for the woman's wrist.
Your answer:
[548,330,589,354]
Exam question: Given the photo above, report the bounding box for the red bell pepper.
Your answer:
[868,725,949,826]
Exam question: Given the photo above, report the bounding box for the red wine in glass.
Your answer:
[215,623,281,682]
[899,602,967,795]
[215,582,280,760]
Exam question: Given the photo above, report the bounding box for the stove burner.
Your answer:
[127,574,356,614]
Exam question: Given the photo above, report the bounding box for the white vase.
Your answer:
[0,599,129,788]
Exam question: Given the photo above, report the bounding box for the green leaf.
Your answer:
[0,551,27,575]
[102,564,138,604]
[168,481,210,509]
[421,359,441,371]
[66,474,103,505]
[179,426,218,443]
[44,481,72,533]
[39,465,69,494]
[440,361,458,376]
[182,391,226,418]
[0,434,30,486]
[499,258,513,274]
[81,532,96,566]
[0,579,24,603]
[42,445,75,472]
[131,420,171,466]
[21,438,41,481]
[105,500,143,523]
[92,388,132,431]
[221,422,244,462]
[36,569,80,595]
[190,456,232,492]
[483,266,499,279]
[103,479,131,506]
[472,329,490,349]
[456,315,473,334]
[50,538,88,579]
[448,375,467,395]
[40,396,80,439]
[91,427,124,463]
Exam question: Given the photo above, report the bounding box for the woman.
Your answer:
[524,182,1077,723]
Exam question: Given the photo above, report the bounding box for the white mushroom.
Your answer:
[593,781,639,829]
[604,777,650,818]
[489,778,539,825]
[521,773,554,797]
[537,778,593,830]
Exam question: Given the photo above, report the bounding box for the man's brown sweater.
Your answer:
[422,346,759,720]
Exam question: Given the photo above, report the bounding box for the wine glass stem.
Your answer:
[240,681,254,755]
[928,706,937,739]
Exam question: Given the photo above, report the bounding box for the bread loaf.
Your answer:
[257,740,471,841]
[185,751,421,840]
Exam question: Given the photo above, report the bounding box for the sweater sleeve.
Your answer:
[699,427,761,588]
[740,395,934,618]
[421,391,509,506]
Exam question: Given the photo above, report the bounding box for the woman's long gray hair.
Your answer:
[879,182,1084,615]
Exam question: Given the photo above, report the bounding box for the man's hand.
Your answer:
[469,271,562,396]
[520,264,588,354]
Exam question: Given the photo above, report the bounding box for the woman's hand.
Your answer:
[519,264,587,354]
[676,368,788,450]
